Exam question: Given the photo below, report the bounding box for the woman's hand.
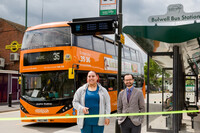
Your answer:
[104,118,110,125]
[83,107,89,114]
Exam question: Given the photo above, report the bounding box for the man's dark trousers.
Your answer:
[120,117,141,133]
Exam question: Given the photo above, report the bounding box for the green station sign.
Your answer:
[100,0,117,16]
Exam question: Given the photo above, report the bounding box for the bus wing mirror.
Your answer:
[68,68,75,79]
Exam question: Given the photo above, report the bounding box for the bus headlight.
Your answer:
[57,105,71,114]
[20,103,29,114]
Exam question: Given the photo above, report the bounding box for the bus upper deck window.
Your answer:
[22,27,71,50]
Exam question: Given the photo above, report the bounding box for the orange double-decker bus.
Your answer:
[20,21,145,123]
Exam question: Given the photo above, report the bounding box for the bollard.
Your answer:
[8,93,12,107]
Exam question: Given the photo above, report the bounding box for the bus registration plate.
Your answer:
[37,119,48,122]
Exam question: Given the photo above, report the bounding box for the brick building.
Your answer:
[0,18,25,103]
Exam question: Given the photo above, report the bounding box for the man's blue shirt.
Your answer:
[126,86,134,98]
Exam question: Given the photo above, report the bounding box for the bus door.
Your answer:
[107,75,117,111]
[76,71,88,89]
[134,76,144,89]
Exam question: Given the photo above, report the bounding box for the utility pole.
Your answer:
[41,0,44,24]
[115,0,122,133]
[25,0,28,30]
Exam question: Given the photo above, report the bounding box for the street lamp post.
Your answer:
[25,0,28,29]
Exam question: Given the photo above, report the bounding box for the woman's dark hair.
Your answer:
[87,71,99,82]
[88,71,97,75]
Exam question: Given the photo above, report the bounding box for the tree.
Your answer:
[144,58,162,90]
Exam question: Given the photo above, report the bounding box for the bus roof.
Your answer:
[26,21,71,31]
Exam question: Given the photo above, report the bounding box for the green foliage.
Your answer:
[144,58,171,90]
[186,79,195,85]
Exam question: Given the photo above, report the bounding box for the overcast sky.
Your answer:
[1,0,200,62]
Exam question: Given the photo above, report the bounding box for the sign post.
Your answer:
[115,0,122,132]
[69,1,122,132]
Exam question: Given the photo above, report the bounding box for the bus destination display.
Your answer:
[24,50,63,66]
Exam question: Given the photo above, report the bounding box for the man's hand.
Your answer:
[104,118,110,125]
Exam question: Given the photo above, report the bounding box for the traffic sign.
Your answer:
[120,34,125,44]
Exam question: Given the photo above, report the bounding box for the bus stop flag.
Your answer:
[100,0,117,16]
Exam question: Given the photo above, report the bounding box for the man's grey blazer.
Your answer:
[117,88,145,126]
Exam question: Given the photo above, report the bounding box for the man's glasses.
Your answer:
[124,79,133,82]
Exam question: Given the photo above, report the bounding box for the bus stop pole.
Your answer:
[115,0,122,133]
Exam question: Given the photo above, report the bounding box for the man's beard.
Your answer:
[126,83,133,87]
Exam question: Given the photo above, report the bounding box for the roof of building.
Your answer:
[0,18,25,33]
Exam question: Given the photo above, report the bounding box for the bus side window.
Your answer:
[108,76,117,91]
[124,46,131,60]
[121,46,124,58]
[130,49,137,61]
[115,45,124,58]
[76,36,93,50]
[135,51,139,62]
[105,41,115,56]
[134,77,143,88]
[93,37,105,53]
[99,74,108,89]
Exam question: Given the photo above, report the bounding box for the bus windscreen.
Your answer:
[21,71,75,102]
[22,27,71,50]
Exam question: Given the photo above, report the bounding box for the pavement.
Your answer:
[0,102,20,113]
[1,102,200,132]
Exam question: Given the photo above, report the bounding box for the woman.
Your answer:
[73,71,111,133]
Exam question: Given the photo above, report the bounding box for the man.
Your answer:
[117,74,145,133]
